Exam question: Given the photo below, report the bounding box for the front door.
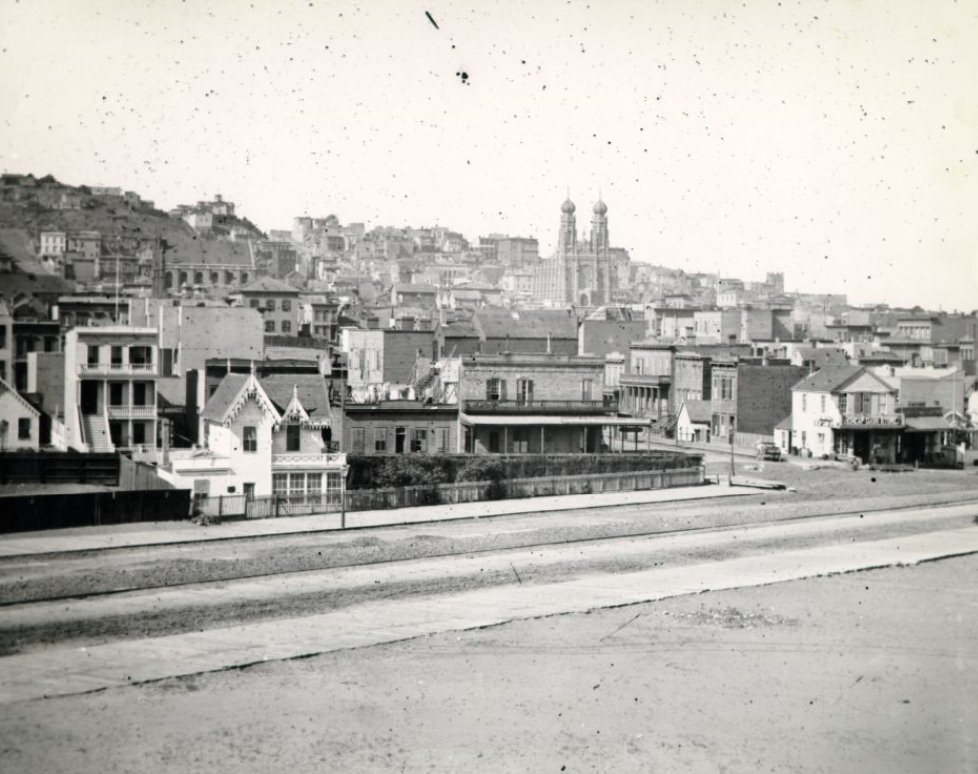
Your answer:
[80,382,99,415]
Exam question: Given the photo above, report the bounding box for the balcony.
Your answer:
[80,362,156,375]
[273,452,348,468]
[464,399,617,415]
[834,413,903,429]
[107,404,158,419]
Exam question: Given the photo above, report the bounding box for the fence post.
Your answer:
[218,495,224,518]
[274,495,280,518]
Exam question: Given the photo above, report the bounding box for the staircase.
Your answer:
[82,414,113,452]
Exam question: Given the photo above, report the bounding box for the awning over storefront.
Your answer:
[903,417,954,432]
[459,413,654,427]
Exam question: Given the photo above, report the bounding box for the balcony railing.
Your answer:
[107,405,158,419]
[272,452,348,468]
[80,362,156,375]
[464,399,617,414]
[834,413,903,428]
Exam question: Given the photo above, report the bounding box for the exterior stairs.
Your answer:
[82,414,113,452]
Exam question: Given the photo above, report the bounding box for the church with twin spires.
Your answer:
[530,195,630,307]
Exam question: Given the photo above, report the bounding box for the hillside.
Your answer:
[0,173,265,259]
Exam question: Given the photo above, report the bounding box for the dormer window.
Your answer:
[286,422,301,452]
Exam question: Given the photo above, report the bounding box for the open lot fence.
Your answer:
[0,489,192,534]
[0,452,119,486]
[193,492,344,520]
[344,465,706,514]
[174,465,707,523]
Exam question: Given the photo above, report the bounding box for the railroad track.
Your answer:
[3,495,976,610]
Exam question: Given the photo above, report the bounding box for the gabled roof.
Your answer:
[792,365,893,393]
[261,374,332,427]
[774,414,793,430]
[680,399,711,424]
[201,373,281,425]
[474,308,578,340]
[0,375,41,417]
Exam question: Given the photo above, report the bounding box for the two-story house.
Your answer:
[457,352,633,454]
[238,277,302,335]
[790,365,901,463]
[160,372,345,508]
[63,326,160,452]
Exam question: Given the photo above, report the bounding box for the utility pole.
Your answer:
[729,418,736,482]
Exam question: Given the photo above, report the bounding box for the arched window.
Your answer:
[164,272,173,289]
[179,271,188,285]
[209,272,219,285]
[241,272,250,284]
[225,271,234,285]
[194,271,203,285]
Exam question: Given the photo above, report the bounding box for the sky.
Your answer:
[1,0,976,310]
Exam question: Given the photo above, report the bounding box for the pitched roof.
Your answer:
[791,365,896,393]
[681,399,711,424]
[261,374,332,422]
[200,373,250,422]
[474,308,578,340]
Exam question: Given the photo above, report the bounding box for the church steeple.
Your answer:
[590,197,609,252]
[558,196,576,253]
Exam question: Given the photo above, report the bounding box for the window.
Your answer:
[838,394,847,415]
[395,427,406,453]
[17,417,30,440]
[581,379,593,401]
[286,422,301,451]
[265,320,275,333]
[352,427,366,453]
[243,426,257,452]
[435,427,449,453]
[282,299,291,312]
[129,346,151,368]
[306,473,322,495]
[87,344,100,366]
[820,395,826,413]
[512,428,529,453]
[273,473,288,494]
[411,428,427,453]
[374,428,388,453]
[243,483,255,500]
[133,382,148,406]
[801,394,807,412]
[44,336,57,353]
[289,473,304,499]
[132,422,146,445]
[265,299,276,311]
[0,327,5,347]
[486,377,504,401]
[109,382,124,406]
[516,378,534,405]
[250,298,260,308]
[281,321,291,334]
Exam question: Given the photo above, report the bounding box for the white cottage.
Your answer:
[159,372,345,512]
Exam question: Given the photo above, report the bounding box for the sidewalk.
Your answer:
[0,483,754,558]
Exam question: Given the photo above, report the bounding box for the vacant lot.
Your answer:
[1,552,974,773]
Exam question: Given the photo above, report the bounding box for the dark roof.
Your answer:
[441,320,479,338]
[682,399,711,423]
[166,239,254,267]
[791,365,892,393]
[774,414,793,430]
[474,308,578,340]
[393,283,437,294]
[240,276,300,294]
[261,374,331,420]
[200,373,249,422]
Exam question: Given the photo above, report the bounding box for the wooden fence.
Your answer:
[0,489,192,533]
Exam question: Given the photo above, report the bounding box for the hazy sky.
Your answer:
[2,0,976,309]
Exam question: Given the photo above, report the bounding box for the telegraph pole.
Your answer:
[729,418,736,482]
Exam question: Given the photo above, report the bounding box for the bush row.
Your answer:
[346,452,702,491]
